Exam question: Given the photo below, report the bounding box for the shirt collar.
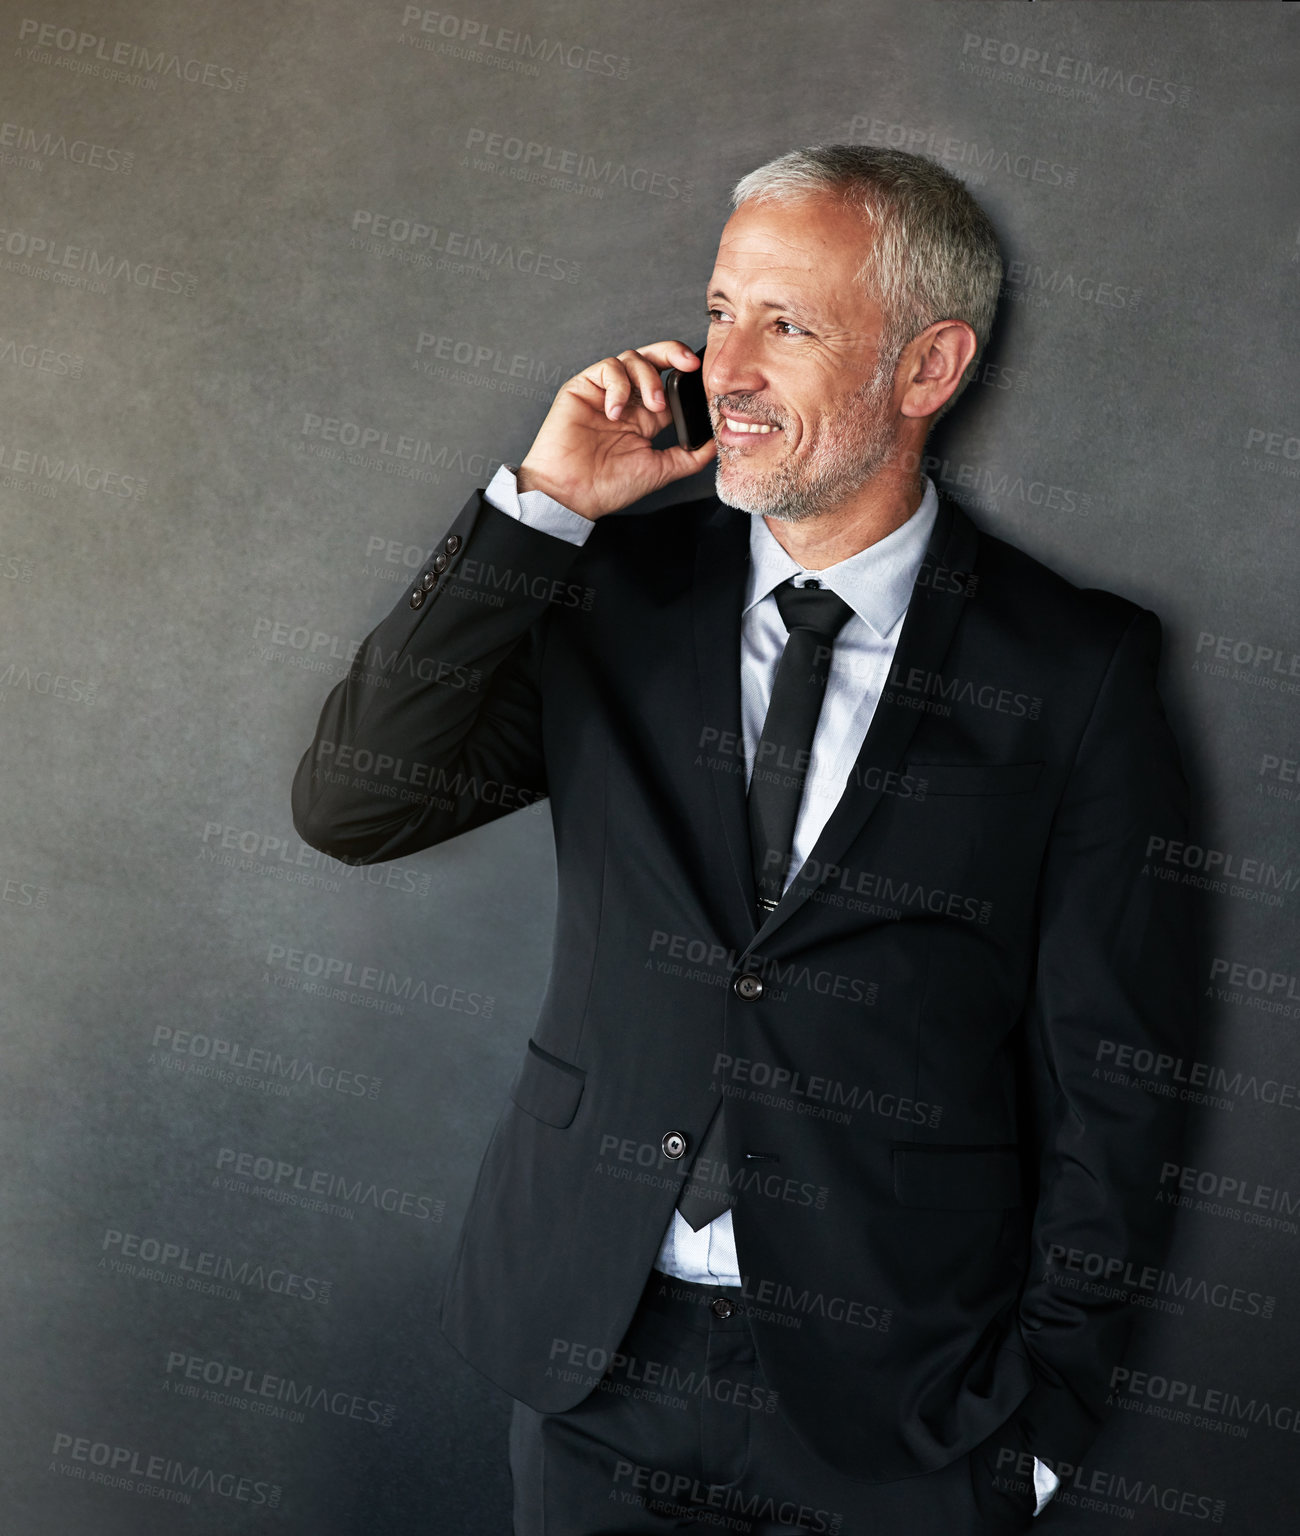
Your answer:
[742,476,939,639]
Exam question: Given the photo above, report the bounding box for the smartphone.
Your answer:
[663,345,711,451]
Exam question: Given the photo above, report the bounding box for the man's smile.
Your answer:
[715,403,788,447]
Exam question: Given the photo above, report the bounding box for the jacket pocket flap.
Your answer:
[908,760,1044,797]
[892,1145,1022,1208]
[510,1039,585,1128]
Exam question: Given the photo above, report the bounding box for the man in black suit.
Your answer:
[293,146,1193,1533]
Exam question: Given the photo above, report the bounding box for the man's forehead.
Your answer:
[714,216,821,260]
[707,201,872,319]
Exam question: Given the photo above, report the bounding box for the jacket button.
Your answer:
[661,1131,687,1160]
[433,551,449,573]
[733,973,763,1001]
[409,589,425,610]
[421,571,436,591]
[444,533,461,555]
[711,1297,736,1320]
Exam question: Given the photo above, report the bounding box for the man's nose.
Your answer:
[705,327,766,400]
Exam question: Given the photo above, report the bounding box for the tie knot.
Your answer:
[774,578,854,642]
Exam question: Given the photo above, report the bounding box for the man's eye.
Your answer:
[706,308,730,324]
[774,319,807,336]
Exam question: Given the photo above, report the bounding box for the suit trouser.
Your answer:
[509,1268,1029,1536]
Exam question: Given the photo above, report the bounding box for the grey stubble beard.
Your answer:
[713,360,900,525]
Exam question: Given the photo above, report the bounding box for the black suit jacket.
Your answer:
[292,486,1194,1482]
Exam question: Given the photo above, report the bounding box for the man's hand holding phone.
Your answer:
[516,340,716,520]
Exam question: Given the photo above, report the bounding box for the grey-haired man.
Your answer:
[295,146,1193,1533]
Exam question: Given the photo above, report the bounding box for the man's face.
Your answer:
[703,193,900,523]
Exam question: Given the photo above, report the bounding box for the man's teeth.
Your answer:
[724,417,778,434]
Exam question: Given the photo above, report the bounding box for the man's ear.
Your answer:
[899,320,979,421]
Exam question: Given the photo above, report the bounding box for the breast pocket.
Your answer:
[907,761,1044,798]
[509,1038,586,1128]
[892,1144,1023,1208]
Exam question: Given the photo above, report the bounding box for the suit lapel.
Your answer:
[692,499,758,934]
[748,493,980,950]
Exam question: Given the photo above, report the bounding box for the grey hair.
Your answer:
[729,145,1003,418]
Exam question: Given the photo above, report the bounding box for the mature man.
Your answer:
[293,146,1193,1533]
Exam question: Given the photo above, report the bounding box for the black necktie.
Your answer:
[748,579,855,915]
[674,577,854,1232]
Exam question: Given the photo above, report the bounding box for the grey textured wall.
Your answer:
[1,1,1297,1529]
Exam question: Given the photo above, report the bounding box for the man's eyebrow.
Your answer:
[706,286,821,324]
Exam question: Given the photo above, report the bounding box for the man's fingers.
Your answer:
[572,358,633,419]
[656,435,718,484]
[626,339,700,374]
[571,358,662,424]
[571,342,699,421]
[617,350,667,413]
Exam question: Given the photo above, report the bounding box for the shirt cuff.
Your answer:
[484,463,594,546]
[1032,1458,1061,1516]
